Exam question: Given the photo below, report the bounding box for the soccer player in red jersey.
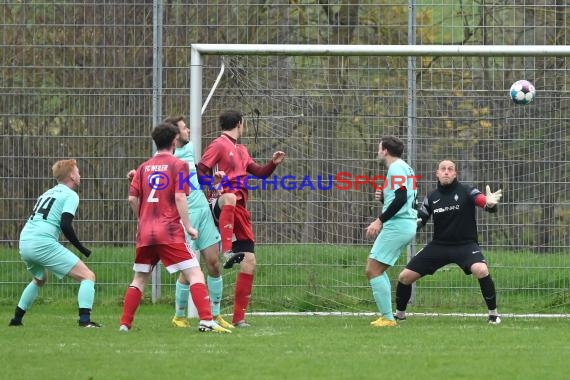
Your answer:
[198,110,285,327]
[119,122,230,333]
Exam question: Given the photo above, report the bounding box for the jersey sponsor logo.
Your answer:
[144,164,168,172]
[433,204,460,214]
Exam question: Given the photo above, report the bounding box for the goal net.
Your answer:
[193,46,570,315]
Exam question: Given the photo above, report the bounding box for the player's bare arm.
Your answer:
[128,195,140,215]
[174,192,197,239]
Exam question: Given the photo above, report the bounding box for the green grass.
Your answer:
[1,245,570,314]
[2,304,568,380]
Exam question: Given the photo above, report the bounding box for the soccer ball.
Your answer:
[509,80,535,105]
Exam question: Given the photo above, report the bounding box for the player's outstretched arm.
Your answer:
[484,185,502,213]
[416,196,431,229]
[272,151,286,164]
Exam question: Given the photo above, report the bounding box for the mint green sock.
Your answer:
[370,273,395,320]
[207,275,223,316]
[175,280,189,317]
[78,279,95,309]
[17,281,40,311]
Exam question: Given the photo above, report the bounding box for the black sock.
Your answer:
[78,308,91,323]
[12,306,25,323]
[478,275,497,310]
[395,281,412,311]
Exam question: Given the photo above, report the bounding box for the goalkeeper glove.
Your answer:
[485,185,502,208]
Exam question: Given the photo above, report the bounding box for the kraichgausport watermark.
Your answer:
[146,171,421,191]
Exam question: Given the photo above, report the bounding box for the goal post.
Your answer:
[188,44,570,316]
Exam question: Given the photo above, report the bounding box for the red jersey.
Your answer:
[129,152,190,247]
[199,134,255,203]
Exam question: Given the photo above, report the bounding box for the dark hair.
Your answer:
[219,110,243,131]
[163,115,185,126]
[152,122,179,150]
[380,136,404,157]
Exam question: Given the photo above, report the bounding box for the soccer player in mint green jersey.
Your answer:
[10,159,100,328]
[166,116,233,330]
[365,136,418,328]
[127,116,233,330]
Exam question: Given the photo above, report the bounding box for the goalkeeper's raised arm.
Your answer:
[394,159,502,325]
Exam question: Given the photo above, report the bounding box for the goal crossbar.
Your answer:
[189,44,570,158]
[191,43,570,57]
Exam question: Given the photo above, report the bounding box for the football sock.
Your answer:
[370,273,395,320]
[120,286,143,328]
[190,283,212,321]
[175,279,189,317]
[11,306,26,324]
[233,272,254,324]
[395,281,412,312]
[219,205,236,253]
[478,275,497,310]
[78,279,95,309]
[17,281,40,312]
[78,308,92,324]
[207,275,223,316]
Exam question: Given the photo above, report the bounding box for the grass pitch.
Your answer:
[2,304,568,380]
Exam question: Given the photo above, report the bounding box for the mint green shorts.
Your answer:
[19,239,80,280]
[369,219,417,266]
[186,207,221,252]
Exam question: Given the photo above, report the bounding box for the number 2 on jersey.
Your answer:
[147,174,160,203]
[30,197,56,220]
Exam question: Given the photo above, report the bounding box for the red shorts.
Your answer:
[211,199,255,242]
[233,204,254,242]
[133,243,199,274]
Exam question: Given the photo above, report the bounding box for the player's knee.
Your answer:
[207,261,221,277]
[203,253,220,275]
[240,252,256,273]
[178,273,190,285]
[186,267,206,285]
[84,269,96,282]
[33,277,47,287]
[398,269,417,285]
[471,263,489,278]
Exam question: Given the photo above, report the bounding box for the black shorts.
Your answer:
[405,241,487,276]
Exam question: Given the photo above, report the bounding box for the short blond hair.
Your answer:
[52,159,77,182]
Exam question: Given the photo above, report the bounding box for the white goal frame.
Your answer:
[188,44,570,318]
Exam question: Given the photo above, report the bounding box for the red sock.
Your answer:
[190,283,212,321]
[233,272,254,324]
[219,205,235,252]
[120,286,142,328]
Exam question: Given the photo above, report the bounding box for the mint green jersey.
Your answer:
[174,143,209,210]
[20,184,79,241]
[382,158,417,221]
